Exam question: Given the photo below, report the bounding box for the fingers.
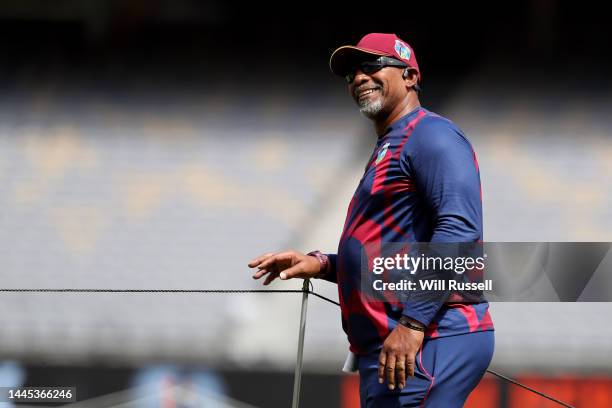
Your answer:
[378,351,387,384]
[385,354,396,390]
[379,351,413,390]
[407,354,415,380]
[261,263,303,284]
[395,356,406,390]
[277,264,304,280]
[252,267,270,280]
[249,253,277,282]
[262,268,280,285]
[249,250,309,285]
[257,252,294,270]
[248,252,276,268]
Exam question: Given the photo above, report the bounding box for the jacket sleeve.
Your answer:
[399,118,483,326]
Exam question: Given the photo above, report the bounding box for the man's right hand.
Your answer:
[248,250,322,285]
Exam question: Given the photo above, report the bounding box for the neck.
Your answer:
[375,93,421,136]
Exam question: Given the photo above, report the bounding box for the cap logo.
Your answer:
[394,40,411,60]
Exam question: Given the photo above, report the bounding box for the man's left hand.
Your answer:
[378,320,425,390]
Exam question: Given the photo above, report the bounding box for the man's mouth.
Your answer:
[356,87,380,100]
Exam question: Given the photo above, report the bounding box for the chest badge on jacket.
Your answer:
[375,142,391,165]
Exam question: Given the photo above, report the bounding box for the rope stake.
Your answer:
[291,279,310,408]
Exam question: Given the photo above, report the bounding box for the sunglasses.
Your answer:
[345,56,408,83]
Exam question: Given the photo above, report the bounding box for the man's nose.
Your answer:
[353,69,369,84]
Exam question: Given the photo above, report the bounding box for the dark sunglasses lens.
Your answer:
[361,62,383,74]
[345,60,385,83]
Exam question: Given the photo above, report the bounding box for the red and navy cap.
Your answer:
[329,33,420,81]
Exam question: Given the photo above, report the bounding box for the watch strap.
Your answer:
[306,250,330,279]
[398,316,426,332]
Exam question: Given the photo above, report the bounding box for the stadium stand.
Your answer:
[0,64,611,374]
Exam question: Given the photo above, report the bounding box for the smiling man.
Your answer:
[249,33,494,407]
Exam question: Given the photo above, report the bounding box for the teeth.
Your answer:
[359,89,376,97]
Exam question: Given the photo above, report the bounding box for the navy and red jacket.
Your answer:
[323,107,494,355]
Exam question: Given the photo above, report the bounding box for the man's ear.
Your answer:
[403,69,418,89]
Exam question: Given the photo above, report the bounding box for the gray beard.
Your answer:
[358,98,383,119]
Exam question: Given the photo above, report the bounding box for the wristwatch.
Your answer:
[306,250,330,279]
[398,316,426,332]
